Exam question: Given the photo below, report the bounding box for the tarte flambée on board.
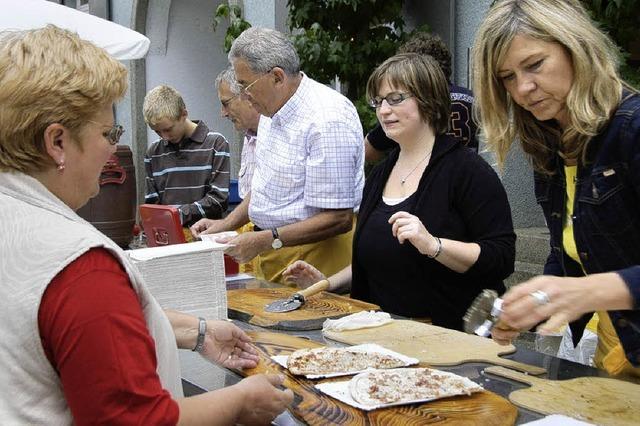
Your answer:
[349,367,483,406]
[286,346,409,376]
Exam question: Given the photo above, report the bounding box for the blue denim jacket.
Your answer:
[534,91,640,366]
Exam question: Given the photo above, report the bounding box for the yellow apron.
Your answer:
[182,227,194,242]
[254,218,355,285]
[595,312,640,378]
[236,222,256,273]
[563,165,640,378]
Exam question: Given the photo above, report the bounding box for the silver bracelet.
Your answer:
[426,237,442,259]
[192,317,207,352]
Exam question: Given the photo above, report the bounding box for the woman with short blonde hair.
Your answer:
[0,26,127,173]
[0,25,292,424]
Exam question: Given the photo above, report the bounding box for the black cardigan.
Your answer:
[351,134,516,330]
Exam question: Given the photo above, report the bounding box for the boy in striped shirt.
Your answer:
[143,85,230,226]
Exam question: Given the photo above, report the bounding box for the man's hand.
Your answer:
[219,230,272,264]
[234,374,294,425]
[190,218,227,238]
[200,320,260,369]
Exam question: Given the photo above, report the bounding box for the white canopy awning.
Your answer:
[0,0,150,60]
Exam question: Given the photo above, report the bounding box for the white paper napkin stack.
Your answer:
[126,241,227,320]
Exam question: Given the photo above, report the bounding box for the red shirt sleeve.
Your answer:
[38,248,179,426]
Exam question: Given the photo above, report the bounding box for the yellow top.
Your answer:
[563,165,639,377]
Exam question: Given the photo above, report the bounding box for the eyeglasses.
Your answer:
[88,120,125,145]
[369,92,414,109]
[240,70,272,95]
[220,93,240,109]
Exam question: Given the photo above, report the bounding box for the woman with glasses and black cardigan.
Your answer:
[284,53,515,331]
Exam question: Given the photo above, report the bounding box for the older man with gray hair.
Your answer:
[214,66,260,200]
[193,27,364,285]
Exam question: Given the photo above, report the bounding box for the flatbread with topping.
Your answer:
[286,345,411,376]
[349,367,483,407]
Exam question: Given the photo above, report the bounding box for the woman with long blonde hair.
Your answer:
[473,0,640,378]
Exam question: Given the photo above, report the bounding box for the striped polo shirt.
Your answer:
[144,120,230,226]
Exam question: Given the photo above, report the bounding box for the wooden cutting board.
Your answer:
[227,288,380,330]
[239,331,517,425]
[485,366,640,425]
[324,320,546,375]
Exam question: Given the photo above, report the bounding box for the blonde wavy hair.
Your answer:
[142,85,187,126]
[472,0,624,173]
[0,25,127,174]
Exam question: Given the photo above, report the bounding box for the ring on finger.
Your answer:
[530,290,550,306]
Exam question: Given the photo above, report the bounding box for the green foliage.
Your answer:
[622,63,640,89]
[354,96,378,134]
[581,0,640,88]
[212,3,251,52]
[582,0,639,48]
[287,0,427,133]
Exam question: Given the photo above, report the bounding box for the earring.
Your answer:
[57,162,65,171]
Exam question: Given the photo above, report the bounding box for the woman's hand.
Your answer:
[499,276,581,335]
[498,272,632,336]
[201,320,260,369]
[283,260,326,288]
[490,321,521,346]
[388,211,439,256]
[234,374,294,425]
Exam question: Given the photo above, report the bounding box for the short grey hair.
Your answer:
[228,27,300,76]
[214,66,241,95]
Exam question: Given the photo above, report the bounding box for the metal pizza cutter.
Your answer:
[463,289,503,337]
[264,279,330,313]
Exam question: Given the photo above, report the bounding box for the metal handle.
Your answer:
[99,157,126,185]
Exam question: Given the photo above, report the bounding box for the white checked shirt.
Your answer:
[238,129,258,199]
[249,74,364,230]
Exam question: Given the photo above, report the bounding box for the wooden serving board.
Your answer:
[240,331,517,425]
[485,366,640,425]
[323,320,546,375]
[227,288,380,330]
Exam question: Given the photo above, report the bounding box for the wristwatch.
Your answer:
[271,228,283,250]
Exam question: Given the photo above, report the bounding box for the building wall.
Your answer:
[243,0,288,32]
[110,0,288,206]
[454,0,545,227]
[111,0,148,207]
[404,0,544,228]
[143,0,240,178]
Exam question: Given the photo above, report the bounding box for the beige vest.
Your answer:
[0,172,182,424]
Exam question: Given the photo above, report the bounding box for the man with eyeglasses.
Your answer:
[143,85,230,227]
[192,27,364,285]
[215,66,261,273]
[215,66,260,201]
